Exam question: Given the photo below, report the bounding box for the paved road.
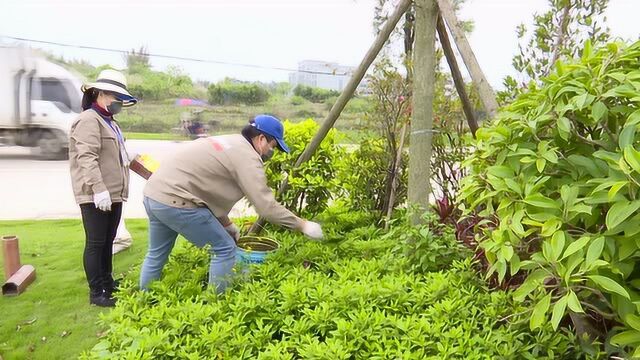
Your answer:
[0,140,255,220]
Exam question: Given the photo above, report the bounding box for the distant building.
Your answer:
[289,60,369,94]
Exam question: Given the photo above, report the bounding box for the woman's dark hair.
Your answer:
[81,88,99,111]
[241,120,275,143]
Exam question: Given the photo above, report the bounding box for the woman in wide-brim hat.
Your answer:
[69,69,137,307]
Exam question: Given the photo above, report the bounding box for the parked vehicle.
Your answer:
[0,46,83,159]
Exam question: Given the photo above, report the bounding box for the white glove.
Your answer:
[127,152,139,162]
[93,191,112,212]
[302,221,324,240]
[224,223,240,242]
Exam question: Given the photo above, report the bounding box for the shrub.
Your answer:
[127,67,196,100]
[460,40,640,357]
[265,119,343,218]
[81,210,588,359]
[289,95,306,105]
[208,81,271,105]
[293,84,339,103]
[338,136,408,216]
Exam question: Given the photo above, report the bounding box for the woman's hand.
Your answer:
[301,221,323,240]
[93,191,112,212]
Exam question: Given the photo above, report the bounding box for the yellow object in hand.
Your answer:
[139,154,160,172]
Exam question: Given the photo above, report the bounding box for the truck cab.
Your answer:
[0,47,83,159]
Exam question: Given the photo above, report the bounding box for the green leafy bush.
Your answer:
[208,81,271,105]
[265,119,343,218]
[338,136,408,215]
[127,66,196,100]
[293,84,339,103]
[460,40,640,357]
[289,95,306,105]
[81,210,588,359]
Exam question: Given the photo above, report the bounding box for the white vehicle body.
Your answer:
[0,46,83,159]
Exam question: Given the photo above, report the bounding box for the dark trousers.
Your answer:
[79,202,122,293]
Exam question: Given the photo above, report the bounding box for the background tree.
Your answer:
[500,0,610,102]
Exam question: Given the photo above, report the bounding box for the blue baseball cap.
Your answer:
[252,114,290,153]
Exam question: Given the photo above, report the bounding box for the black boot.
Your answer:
[104,279,121,298]
[90,289,116,307]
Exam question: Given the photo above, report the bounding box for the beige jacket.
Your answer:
[144,134,303,230]
[69,109,129,205]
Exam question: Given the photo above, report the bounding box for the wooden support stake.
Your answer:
[249,0,412,234]
[384,122,408,230]
[408,0,438,225]
[436,0,498,117]
[436,14,478,137]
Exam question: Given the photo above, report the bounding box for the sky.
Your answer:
[1,0,639,89]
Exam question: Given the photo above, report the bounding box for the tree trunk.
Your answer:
[409,0,438,225]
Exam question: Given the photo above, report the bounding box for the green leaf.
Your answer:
[487,165,514,178]
[510,254,521,276]
[586,236,605,266]
[504,178,521,194]
[568,204,592,216]
[536,158,546,172]
[557,117,571,140]
[530,294,551,330]
[587,275,630,299]
[564,253,584,284]
[541,218,561,237]
[626,109,640,126]
[551,295,568,330]
[513,269,548,301]
[567,290,584,313]
[542,150,558,164]
[625,314,640,332]
[591,101,608,122]
[594,150,622,166]
[560,185,578,208]
[510,210,526,236]
[582,39,593,61]
[606,200,640,230]
[567,155,604,177]
[610,330,640,346]
[608,181,628,201]
[619,125,637,149]
[624,146,640,174]
[550,231,566,262]
[524,194,559,210]
[501,245,514,261]
[573,93,595,110]
[561,236,590,260]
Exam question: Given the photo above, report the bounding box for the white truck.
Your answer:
[0,46,83,159]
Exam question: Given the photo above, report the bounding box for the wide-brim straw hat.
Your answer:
[81,69,138,107]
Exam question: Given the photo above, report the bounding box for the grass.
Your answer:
[123,132,186,141]
[0,219,149,360]
[116,97,367,136]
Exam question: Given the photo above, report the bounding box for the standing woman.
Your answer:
[69,69,137,307]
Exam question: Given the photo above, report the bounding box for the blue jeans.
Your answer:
[140,196,237,293]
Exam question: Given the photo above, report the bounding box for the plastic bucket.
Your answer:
[236,236,279,265]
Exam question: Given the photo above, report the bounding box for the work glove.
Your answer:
[224,223,240,243]
[302,221,324,240]
[127,151,139,163]
[93,191,112,212]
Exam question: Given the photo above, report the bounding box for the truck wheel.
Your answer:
[37,131,68,160]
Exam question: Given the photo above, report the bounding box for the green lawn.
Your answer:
[124,132,187,141]
[0,219,149,360]
[117,98,366,135]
